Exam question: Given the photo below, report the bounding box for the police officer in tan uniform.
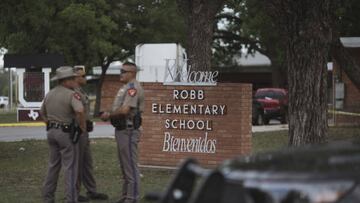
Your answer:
[100,62,144,203]
[73,66,108,202]
[41,66,86,203]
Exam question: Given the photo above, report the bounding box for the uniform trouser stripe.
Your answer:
[70,143,77,202]
[128,129,138,198]
[116,129,140,202]
[43,129,78,203]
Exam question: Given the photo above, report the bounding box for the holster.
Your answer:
[110,118,127,130]
[133,112,142,129]
[68,120,82,144]
[86,120,93,132]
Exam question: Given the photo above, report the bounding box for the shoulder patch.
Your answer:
[128,88,137,97]
[73,92,81,100]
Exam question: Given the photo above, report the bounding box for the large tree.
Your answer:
[92,0,186,114]
[266,0,334,146]
[176,0,225,71]
[213,0,287,87]
[0,0,186,114]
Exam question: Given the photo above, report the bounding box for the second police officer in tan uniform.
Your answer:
[41,66,86,203]
[100,62,144,203]
[73,66,108,202]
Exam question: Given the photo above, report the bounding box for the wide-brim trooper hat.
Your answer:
[121,63,141,72]
[51,66,78,81]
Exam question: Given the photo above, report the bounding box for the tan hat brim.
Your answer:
[50,73,77,81]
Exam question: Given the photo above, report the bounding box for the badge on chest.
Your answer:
[128,88,137,97]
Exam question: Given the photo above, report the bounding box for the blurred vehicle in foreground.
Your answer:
[253,88,288,125]
[147,141,360,203]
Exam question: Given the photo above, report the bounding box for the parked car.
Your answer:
[253,88,288,125]
[147,141,360,203]
[0,96,9,108]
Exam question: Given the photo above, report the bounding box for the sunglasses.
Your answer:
[74,65,85,72]
[120,70,133,74]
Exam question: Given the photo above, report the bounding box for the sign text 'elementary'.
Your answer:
[151,88,228,154]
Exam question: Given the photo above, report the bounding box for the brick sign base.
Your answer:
[139,83,252,167]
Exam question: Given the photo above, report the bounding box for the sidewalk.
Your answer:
[0,121,110,127]
[0,122,114,142]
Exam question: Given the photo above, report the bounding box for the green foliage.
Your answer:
[336,0,360,36]
[106,0,186,59]
[213,0,284,67]
[213,0,360,68]
[48,3,118,66]
[0,0,186,67]
[0,0,54,53]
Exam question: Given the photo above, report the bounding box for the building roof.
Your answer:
[92,61,122,75]
[340,37,360,48]
[233,51,271,66]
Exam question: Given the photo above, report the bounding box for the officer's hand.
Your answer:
[100,111,110,121]
[80,126,86,134]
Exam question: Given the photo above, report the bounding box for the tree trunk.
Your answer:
[93,60,111,116]
[176,0,225,71]
[268,0,333,146]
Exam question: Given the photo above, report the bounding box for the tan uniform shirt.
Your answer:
[75,87,90,120]
[112,79,144,118]
[41,85,83,123]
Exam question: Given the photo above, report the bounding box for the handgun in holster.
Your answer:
[133,111,142,129]
[86,120,93,132]
[69,119,82,144]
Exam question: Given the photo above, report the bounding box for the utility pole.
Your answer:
[8,67,13,110]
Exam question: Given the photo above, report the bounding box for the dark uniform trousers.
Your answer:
[115,129,141,203]
[77,132,97,193]
[43,128,79,203]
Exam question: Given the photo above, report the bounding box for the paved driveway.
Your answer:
[252,124,288,132]
[0,123,114,142]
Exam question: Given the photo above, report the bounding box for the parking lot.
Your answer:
[252,120,288,132]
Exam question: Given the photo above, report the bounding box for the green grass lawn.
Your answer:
[0,127,359,202]
[252,126,360,154]
[0,111,17,123]
[0,139,174,203]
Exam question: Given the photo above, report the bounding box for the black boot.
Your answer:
[87,191,109,200]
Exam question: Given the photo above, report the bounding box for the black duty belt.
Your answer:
[115,124,139,131]
[47,122,70,130]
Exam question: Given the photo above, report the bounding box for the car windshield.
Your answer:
[255,91,284,100]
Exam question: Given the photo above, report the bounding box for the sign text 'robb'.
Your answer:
[151,89,227,154]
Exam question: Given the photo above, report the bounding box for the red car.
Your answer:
[253,88,288,125]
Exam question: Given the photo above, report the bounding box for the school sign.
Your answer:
[138,70,252,167]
